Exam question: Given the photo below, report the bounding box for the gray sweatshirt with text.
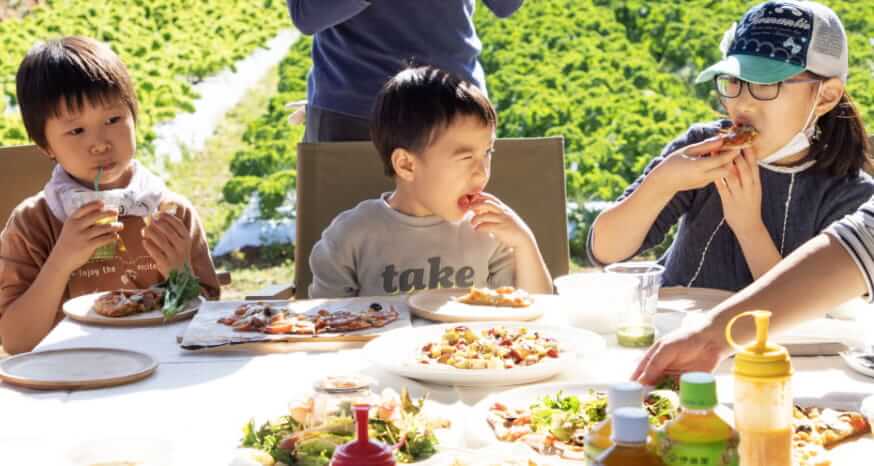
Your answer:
[310,195,515,298]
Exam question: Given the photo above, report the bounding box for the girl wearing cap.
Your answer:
[588,0,874,292]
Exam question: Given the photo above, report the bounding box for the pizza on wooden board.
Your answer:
[217,302,399,335]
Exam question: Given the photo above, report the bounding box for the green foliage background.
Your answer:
[221,1,874,263]
[5,1,874,262]
[0,0,288,153]
[222,38,310,219]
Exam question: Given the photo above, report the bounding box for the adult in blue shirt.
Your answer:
[287,0,524,142]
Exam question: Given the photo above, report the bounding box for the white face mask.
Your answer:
[757,82,822,174]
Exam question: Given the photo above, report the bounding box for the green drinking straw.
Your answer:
[94,167,102,191]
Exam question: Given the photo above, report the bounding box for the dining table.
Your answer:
[2,290,873,465]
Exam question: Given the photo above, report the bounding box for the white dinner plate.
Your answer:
[63,291,203,326]
[0,347,157,390]
[407,288,549,322]
[840,350,874,379]
[467,382,612,454]
[363,322,605,387]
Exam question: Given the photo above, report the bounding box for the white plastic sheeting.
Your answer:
[143,28,301,257]
[152,29,299,163]
[3,95,16,116]
[212,193,295,257]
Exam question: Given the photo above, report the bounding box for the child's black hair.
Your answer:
[370,66,497,176]
[16,36,138,149]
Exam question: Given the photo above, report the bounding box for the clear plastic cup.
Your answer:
[605,262,665,348]
[70,191,123,261]
[554,272,636,334]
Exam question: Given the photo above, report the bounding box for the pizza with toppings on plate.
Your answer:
[454,287,533,308]
[93,288,164,317]
[793,405,871,466]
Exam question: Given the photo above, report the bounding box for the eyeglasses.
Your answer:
[714,75,822,101]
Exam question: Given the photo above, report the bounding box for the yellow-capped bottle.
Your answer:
[726,310,793,466]
[584,382,644,464]
[594,407,664,466]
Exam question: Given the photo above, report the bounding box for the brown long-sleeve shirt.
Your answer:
[0,191,220,326]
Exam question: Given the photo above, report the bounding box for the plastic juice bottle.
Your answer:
[658,372,739,466]
[584,382,644,464]
[594,407,664,466]
[725,311,793,466]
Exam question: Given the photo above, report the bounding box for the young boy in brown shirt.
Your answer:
[0,37,220,354]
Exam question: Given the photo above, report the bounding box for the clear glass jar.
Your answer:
[311,375,379,425]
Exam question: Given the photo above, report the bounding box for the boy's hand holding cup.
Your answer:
[69,191,125,262]
[53,200,124,272]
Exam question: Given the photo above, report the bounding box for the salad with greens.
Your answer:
[240,388,448,465]
[530,390,607,445]
[487,389,679,460]
[157,265,202,319]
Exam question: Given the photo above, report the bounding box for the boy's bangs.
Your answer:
[16,37,138,147]
[423,91,498,151]
[422,109,495,151]
[370,66,497,175]
[47,88,126,121]
[42,50,133,121]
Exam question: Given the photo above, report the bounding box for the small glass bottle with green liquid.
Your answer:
[593,407,664,466]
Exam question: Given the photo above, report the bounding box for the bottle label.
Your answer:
[658,432,739,466]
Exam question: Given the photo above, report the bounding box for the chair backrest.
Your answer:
[0,145,55,229]
[294,137,569,299]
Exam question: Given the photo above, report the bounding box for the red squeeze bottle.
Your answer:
[330,404,396,466]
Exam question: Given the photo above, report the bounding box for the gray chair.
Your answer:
[294,137,569,299]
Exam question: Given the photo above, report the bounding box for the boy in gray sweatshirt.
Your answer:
[308,67,551,298]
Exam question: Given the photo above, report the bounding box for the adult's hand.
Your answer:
[286,100,307,125]
[632,320,729,386]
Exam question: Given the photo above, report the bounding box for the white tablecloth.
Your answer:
[3,298,874,465]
